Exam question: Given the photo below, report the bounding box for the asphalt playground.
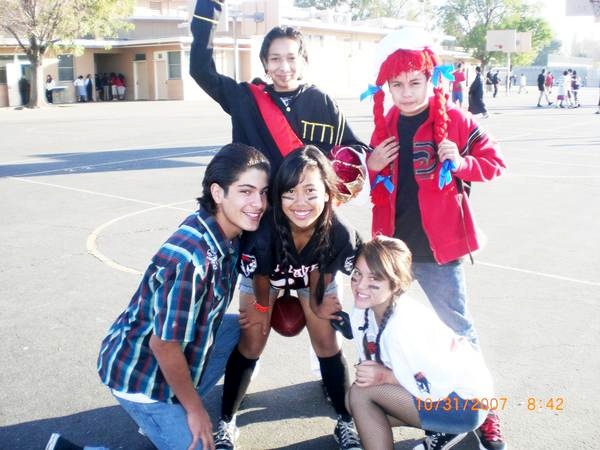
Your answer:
[0,86,599,450]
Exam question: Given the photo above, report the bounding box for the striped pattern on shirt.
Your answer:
[97,208,239,402]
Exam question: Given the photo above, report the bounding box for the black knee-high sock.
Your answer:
[220,346,258,422]
[318,351,351,421]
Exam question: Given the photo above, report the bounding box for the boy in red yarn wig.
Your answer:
[362,30,507,450]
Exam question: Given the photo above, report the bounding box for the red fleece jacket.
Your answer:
[368,98,506,264]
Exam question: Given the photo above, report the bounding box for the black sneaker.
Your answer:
[333,416,362,450]
[45,434,83,450]
[214,418,239,450]
[476,410,507,450]
[413,431,466,450]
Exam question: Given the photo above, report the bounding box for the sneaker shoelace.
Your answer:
[480,413,504,441]
[337,420,361,447]
[428,433,444,445]
[214,422,234,445]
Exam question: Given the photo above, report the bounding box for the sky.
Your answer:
[536,0,599,49]
[429,0,599,54]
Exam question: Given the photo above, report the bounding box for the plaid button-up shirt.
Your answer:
[97,208,240,402]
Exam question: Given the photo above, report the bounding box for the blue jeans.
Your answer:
[412,261,478,345]
[415,391,487,434]
[112,314,240,450]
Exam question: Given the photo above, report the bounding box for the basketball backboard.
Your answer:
[515,32,532,52]
[486,30,517,52]
[566,0,595,15]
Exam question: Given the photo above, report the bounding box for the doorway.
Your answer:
[133,60,149,100]
[7,62,31,106]
[154,51,168,100]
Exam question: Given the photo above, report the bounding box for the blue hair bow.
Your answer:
[359,84,382,101]
[432,64,455,87]
[438,160,456,190]
[373,174,394,193]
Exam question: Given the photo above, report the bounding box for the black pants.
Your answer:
[46,90,53,103]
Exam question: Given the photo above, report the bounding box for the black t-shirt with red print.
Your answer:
[240,211,361,290]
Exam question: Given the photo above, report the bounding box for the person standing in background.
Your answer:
[468,66,488,118]
[518,73,527,94]
[45,74,55,104]
[571,70,581,108]
[95,74,103,101]
[74,75,87,102]
[491,71,499,98]
[85,74,94,102]
[450,63,466,108]
[544,70,554,95]
[102,73,110,100]
[537,69,552,107]
[18,76,30,106]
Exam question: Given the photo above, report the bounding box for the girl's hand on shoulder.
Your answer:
[437,139,464,171]
[367,136,399,173]
[354,360,396,387]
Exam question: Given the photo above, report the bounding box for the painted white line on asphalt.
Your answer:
[87,201,192,275]
[508,157,600,168]
[11,178,599,284]
[495,118,598,141]
[9,176,194,275]
[0,142,217,167]
[0,153,88,166]
[478,261,600,287]
[506,174,600,178]
[9,176,191,207]
[7,147,218,177]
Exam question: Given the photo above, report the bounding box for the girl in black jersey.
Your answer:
[215,146,362,450]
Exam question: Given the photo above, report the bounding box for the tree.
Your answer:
[571,39,600,60]
[533,39,562,66]
[294,0,416,21]
[0,0,134,108]
[498,4,552,66]
[436,0,552,69]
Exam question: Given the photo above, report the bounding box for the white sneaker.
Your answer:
[214,418,239,450]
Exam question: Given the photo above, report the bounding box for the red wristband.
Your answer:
[253,301,270,313]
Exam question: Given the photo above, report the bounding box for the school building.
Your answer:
[0,0,474,107]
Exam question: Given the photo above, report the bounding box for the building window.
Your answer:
[134,53,147,61]
[0,55,12,84]
[58,54,74,81]
[149,1,162,13]
[168,51,181,79]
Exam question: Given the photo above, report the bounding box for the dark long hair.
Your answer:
[271,146,340,302]
[197,143,270,214]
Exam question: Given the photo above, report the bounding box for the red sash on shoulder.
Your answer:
[248,83,303,157]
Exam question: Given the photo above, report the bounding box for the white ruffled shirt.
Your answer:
[351,294,494,401]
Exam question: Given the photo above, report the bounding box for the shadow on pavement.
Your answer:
[0,405,154,450]
[0,381,481,450]
[0,146,218,178]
